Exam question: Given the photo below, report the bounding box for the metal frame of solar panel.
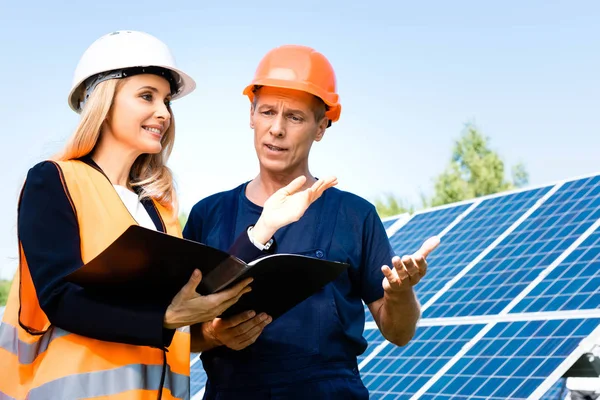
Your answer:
[189,172,600,400]
[382,214,408,231]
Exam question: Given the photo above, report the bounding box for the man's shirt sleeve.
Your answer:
[359,207,395,304]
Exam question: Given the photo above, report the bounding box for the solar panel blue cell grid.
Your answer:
[540,378,568,400]
[382,217,400,230]
[388,204,472,255]
[360,324,483,399]
[363,302,374,323]
[410,186,552,306]
[424,177,600,318]
[386,203,474,308]
[365,204,473,323]
[190,355,208,396]
[419,318,600,400]
[512,227,600,314]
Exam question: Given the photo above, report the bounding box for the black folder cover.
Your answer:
[66,225,349,319]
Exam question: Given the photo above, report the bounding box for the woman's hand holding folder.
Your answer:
[163,269,253,329]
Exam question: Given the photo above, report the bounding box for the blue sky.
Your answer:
[1,0,599,279]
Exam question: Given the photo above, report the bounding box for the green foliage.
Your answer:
[374,193,414,218]
[374,123,529,215]
[0,280,11,307]
[178,211,188,229]
[430,124,529,207]
[512,162,529,188]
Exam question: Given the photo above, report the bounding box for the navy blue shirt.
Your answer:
[17,159,265,349]
[183,182,395,388]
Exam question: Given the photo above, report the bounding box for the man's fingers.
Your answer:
[234,337,256,350]
[218,310,257,329]
[392,256,409,281]
[402,256,419,278]
[413,253,428,277]
[282,175,307,195]
[236,328,266,349]
[308,180,325,201]
[220,314,272,350]
[381,265,400,284]
[312,176,337,195]
[402,256,421,284]
[233,313,271,339]
[321,176,338,189]
[416,236,441,259]
[310,178,324,193]
[319,178,338,195]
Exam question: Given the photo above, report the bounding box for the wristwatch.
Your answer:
[247,226,274,251]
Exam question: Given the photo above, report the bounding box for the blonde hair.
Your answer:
[55,78,178,212]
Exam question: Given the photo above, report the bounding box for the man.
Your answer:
[183,44,439,399]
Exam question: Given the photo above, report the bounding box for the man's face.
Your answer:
[250,86,327,175]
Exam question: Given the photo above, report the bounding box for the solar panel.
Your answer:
[190,355,208,397]
[366,204,475,323]
[424,177,600,318]
[415,318,600,400]
[388,203,473,256]
[540,378,568,400]
[361,324,483,399]
[359,175,600,399]
[382,217,400,230]
[412,186,552,306]
[511,228,600,314]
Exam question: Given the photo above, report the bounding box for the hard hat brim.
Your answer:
[243,79,340,123]
[68,64,196,113]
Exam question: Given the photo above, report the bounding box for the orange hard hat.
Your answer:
[243,45,342,124]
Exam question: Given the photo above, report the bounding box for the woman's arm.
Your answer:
[19,162,175,348]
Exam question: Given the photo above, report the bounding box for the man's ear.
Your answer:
[249,104,255,129]
[314,118,328,142]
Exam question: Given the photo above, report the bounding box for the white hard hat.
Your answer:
[68,30,196,113]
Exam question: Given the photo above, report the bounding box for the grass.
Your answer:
[0,280,11,307]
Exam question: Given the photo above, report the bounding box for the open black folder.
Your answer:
[66,225,349,320]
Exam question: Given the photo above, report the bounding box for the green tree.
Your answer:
[0,280,11,306]
[178,211,188,229]
[430,124,528,207]
[512,162,530,188]
[374,193,414,218]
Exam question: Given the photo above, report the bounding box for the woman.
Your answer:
[0,30,336,400]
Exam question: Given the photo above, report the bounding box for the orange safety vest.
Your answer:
[0,160,191,400]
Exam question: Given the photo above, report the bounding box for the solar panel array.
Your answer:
[540,378,568,399]
[383,217,401,230]
[414,318,599,400]
[361,324,483,398]
[190,353,208,396]
[190,173,600,399]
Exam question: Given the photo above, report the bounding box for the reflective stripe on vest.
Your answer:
[0,160,190,400]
